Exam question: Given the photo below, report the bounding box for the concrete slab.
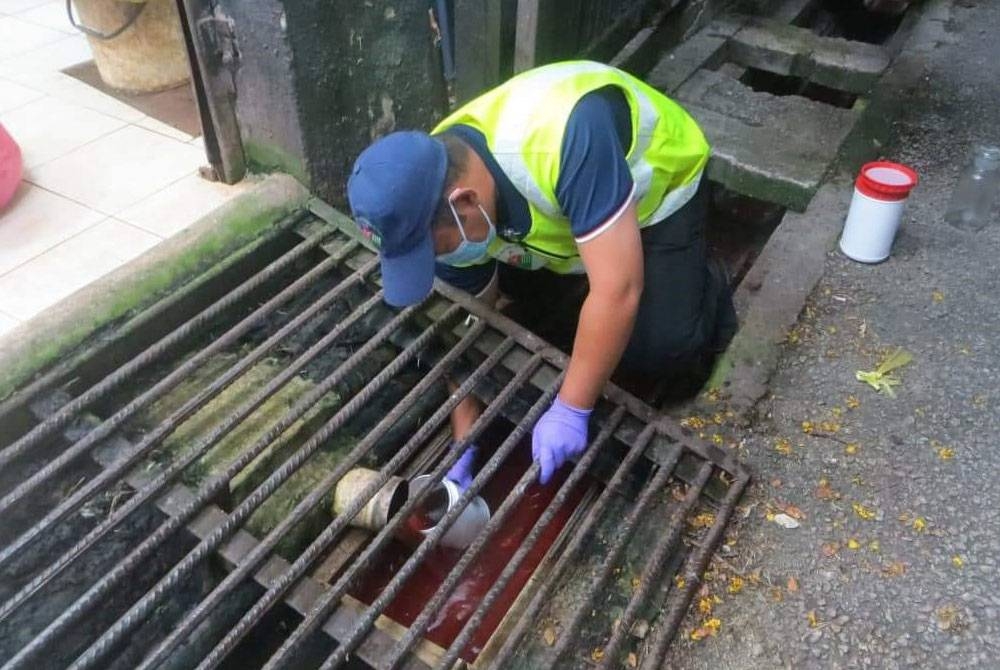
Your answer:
[729,16,891,94]
[645,17,743,93]
[676,69,857,210]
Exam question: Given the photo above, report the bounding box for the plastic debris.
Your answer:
[856,348,913,397]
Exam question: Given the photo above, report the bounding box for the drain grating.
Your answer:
[0,205,748,669]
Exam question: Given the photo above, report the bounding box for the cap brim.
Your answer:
[380,230,435,307]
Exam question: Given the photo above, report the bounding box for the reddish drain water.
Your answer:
[351,439,587,661]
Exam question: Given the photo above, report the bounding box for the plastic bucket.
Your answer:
[839,161,919,263]
[331,468,408,532]
[411,474,491,550]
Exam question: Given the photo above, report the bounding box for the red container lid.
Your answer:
[855,161,919,201]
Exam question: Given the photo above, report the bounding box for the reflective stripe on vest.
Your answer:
[433,61,709,274]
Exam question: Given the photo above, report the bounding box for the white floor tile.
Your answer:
[28,125,203,214]
[0,69,143,122]
[15,1,73,33]
[0,0,50,16]
[0,15,64,59]
[119,173,249,238]
[0,181,105,274]
[0,34,91,73]
[0,76,43,113]
[136,115,194,143]
[0,94,125,167]
[0,217,159,320]
[0,310,19,339]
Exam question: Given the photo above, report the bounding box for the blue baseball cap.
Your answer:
[347,131,447,307]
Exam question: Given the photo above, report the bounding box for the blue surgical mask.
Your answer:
[435,193,496,265]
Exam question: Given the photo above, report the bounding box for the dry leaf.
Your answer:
[846,395,861,409]
[787,576,799,592]
[913,517,927,533]
[698,597,714,614]
[883,561,906,577]
[690,618,722,641]
[782,504,806,520]
[801,421,815,435]
[951,555,964,568]
[932,290,945,303]
[821,541,840,557]
[847,538,861,550]
[542,625,557,646]
[852,503,877,521]
[937,447,955,460]
[845,442,860,455]
[807,610,819,628]
[774,438,792,455]
[728,575,744,594]
[674,575,686,590]
[591,647,605,662]
[689,512,716,528]
[626,652,638,668]
[815,479,840,501]
[770,587,784,603]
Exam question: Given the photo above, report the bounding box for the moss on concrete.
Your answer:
[0,174,309,403]
[244,140,309,185]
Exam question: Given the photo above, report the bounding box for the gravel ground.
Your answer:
[663,1,1000,668]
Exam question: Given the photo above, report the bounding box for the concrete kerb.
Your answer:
[701,0,951,422]
[0,173,311,402]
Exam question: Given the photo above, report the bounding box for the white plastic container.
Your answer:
[839,162,919,263]
[410,474,491,550]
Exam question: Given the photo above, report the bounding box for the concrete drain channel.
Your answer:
[0,207,749,669]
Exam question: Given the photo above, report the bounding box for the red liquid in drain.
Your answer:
[350,439,587,661]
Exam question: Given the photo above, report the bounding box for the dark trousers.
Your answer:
[499,179,736,384]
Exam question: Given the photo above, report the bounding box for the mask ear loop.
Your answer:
[446,190,470,243]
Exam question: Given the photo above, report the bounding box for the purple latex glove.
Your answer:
[445,443,478,490]
[532,397,592,485]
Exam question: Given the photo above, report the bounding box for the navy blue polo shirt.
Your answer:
[435,86,635,294]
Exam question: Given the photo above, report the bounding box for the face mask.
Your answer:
[435,192,496,265]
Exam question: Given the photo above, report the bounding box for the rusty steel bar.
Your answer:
[1,300,421,670]
[137,318,489,670]
[386,405,629,670]
[0,245,369,574]
[0,260,378,619]
[0,234,337,517]
[640,471,750,670]
[598,461,714,669]
[318,367,564,670]
[260,356,552,670]
[191,327,509,670]
[484,423,659,667]
[548,443,685,666]
[63,303,446,670]
[0,224,328,471]
[0,210,308,433]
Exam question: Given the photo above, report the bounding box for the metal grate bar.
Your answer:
[598,461,715,668]
[133,314,485,670]
[387,404,629,670]
[0,210,309,431]
[318,368,565,670]
[484,421,659,665]
[0,231,336,514]
[0,244,368,574]
[63,303,445,670]
[259,355,551,670]
[190,324,505,670]
[640,470,748,670]
[548,444,685,665]
[0,222,327,471]
[3,292,415,670]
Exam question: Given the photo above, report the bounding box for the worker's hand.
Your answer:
[444,443,478,490]
[532,397,592,485]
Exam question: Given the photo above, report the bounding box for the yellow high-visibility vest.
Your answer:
[433,60,709,273]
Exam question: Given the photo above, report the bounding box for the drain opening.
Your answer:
[793,0,908,44]
[738,66,859,109]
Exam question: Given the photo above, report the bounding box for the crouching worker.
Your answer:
[346,61,736,488]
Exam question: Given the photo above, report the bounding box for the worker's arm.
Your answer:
[559,200,643,408]
[531,200,643,484]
